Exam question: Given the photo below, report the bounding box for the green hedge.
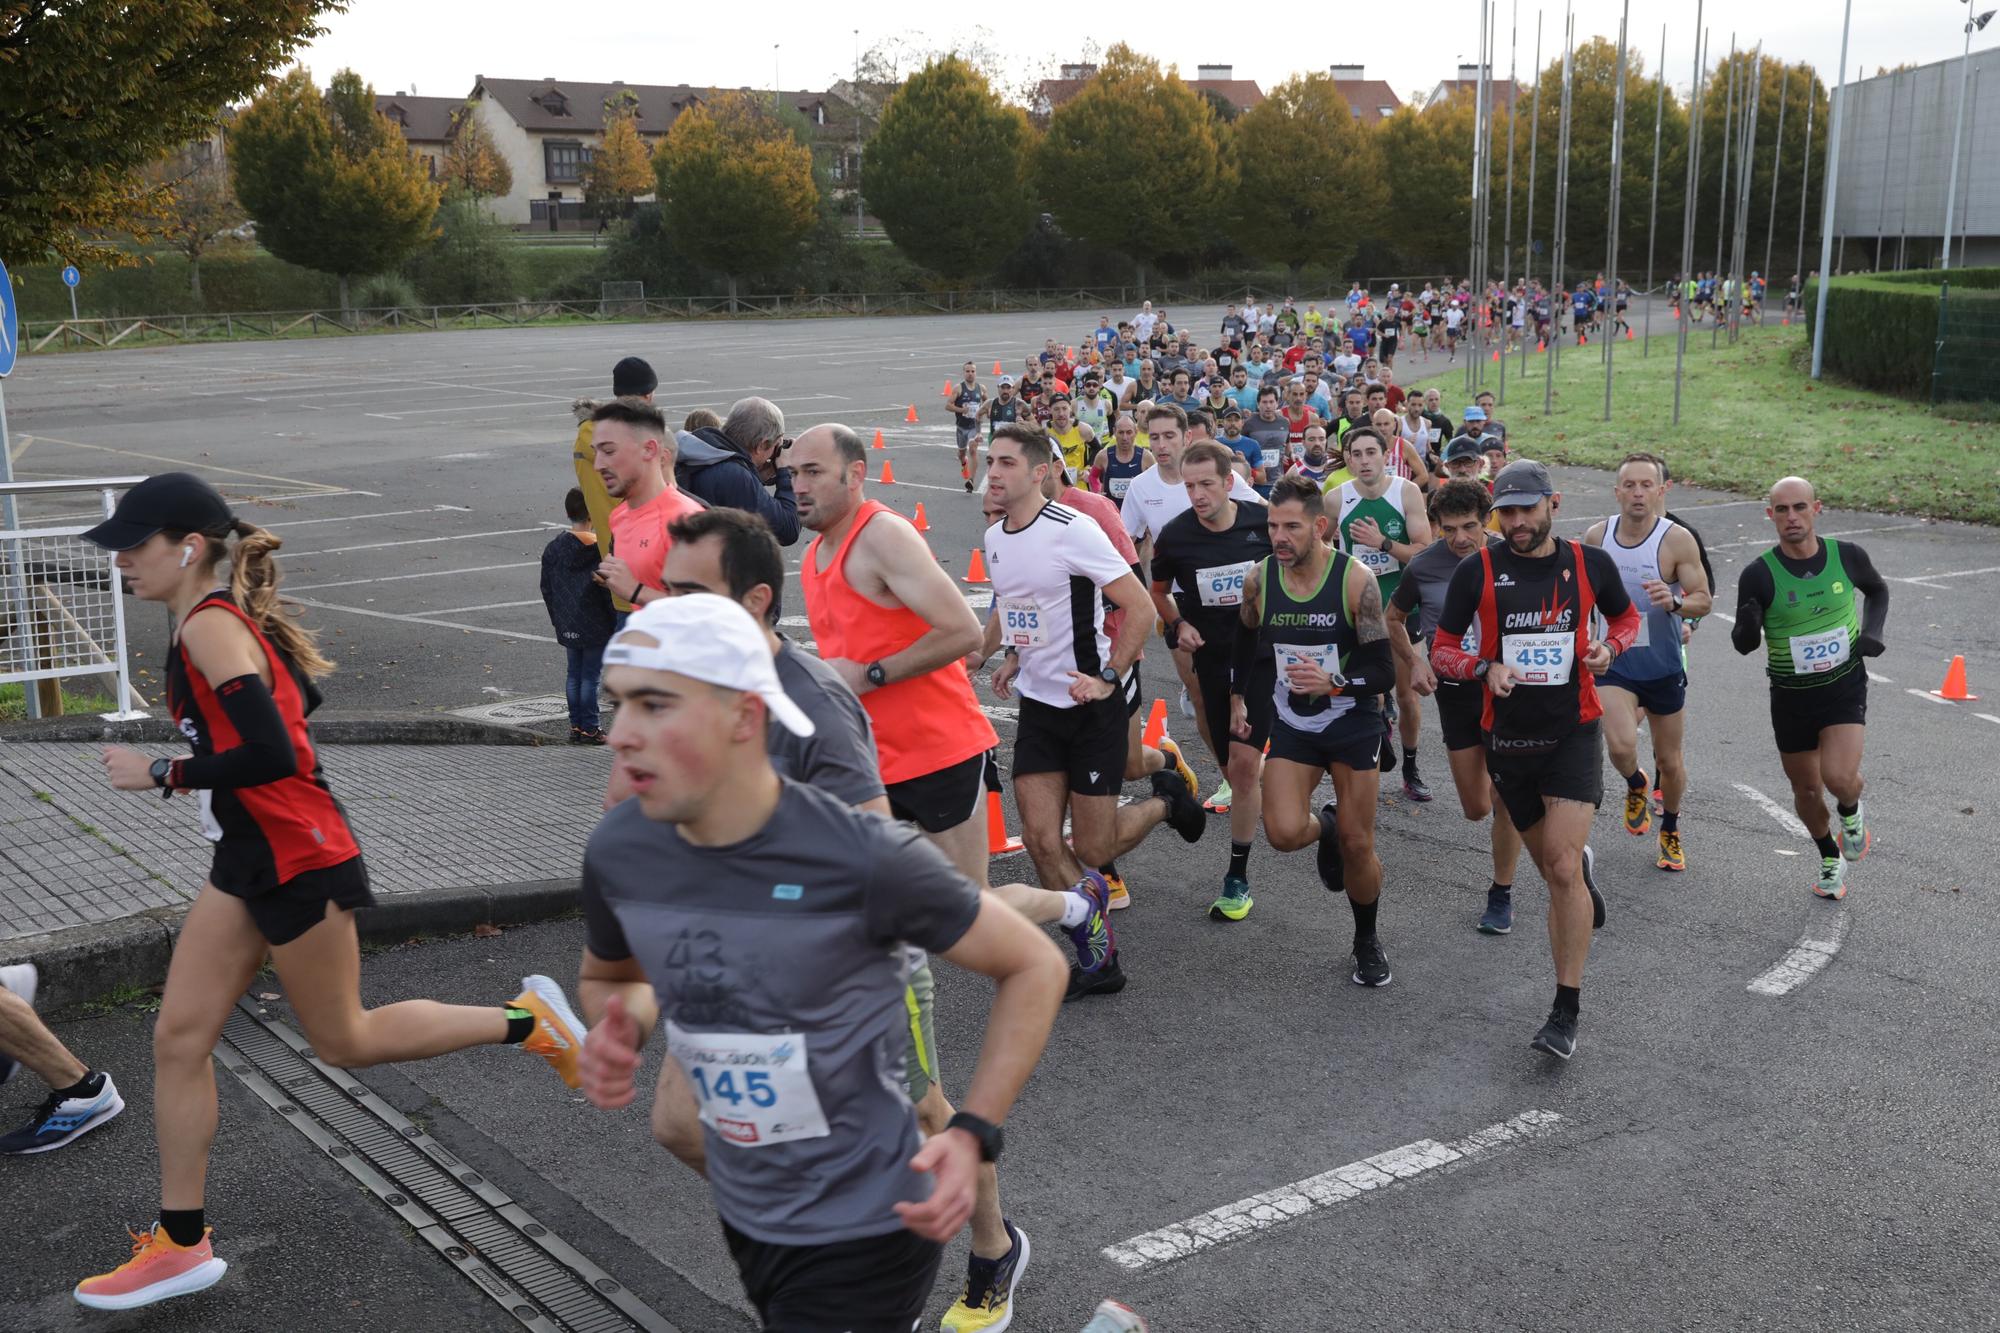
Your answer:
[1803,268,2000,395]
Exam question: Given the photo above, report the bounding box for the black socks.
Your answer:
[1402,746,1419,777]
[1351,898,1378,943]
[1836,800,1859,818]
[1228,841,1252,880]
[1490,880,1512,897]
[1661,811,1679,834]
[1099,860,1120,882]
[503,1007,536,1045]
[1814,833,1840,860]
[54,1070,105,1101]
[1554,984,1582,1020]
[159,1208,206,1248]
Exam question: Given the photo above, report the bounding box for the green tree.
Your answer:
[1690,52,1825,278]
[585,91,654,232]
[403,195,519,304]
[1232,74,1385,288]
[1033,45,1224,294]
[442,101,514,200]
[136,147,247,302]
[865,56,1037,284]
[654,92,819,306]
[230,68,442,312]
[0,1,338,266]
[1377,100,1475,273]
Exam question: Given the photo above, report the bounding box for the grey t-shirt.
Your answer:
[770,640,884,807]
[1241,413,1290,462]
[581,780,981,1246]
[1392,538,1476,639]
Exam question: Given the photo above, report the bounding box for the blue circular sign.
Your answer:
[61,265,80,288]
[0,257,17,377]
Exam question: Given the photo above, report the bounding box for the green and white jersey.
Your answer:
[1334,480,1411,602]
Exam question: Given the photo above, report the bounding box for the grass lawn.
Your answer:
[1483,325,1999,525]
[0,683,117,722]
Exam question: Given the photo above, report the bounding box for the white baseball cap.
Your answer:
[605,594,815,737]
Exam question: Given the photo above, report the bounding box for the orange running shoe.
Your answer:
[74,1224,227,1310]
[514,974,589,1090]
[1104,872,1132,911]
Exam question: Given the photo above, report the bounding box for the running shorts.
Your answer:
[886,749,990,834]
[900,958,941,1106]
[954,422,980,450]
[1769,668,1868,755]
[1013,694,1128,797]
[1266,698,1385,771]
[1121,661,1143,719]
[1193,640,1272,757]
[1599,667,1688,717]
[1435,680,1486,752]
[722,1220,944,1333]
[224,855,375,947]
[1486,720,1605,832]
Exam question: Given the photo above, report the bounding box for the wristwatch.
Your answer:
[1098,666,1120,686]
[149,757,173,797]
[1473,660,1491,680]
[1669,593,1684,614]
[946,1111,1004,1163]
[865,661,888,689]
[1163,620,1183,650]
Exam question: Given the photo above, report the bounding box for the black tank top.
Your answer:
[1255,550,1371,732]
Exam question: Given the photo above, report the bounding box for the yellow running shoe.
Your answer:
[1157,736,1199,806]
[513,974,588,1090]
[1104,872,1132,911]
[74,1225,227,1311]
[1623,771,1652,836]
[942,1221,1029,1332]
[1656,830,1686,872]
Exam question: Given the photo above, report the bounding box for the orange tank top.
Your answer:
[801,501,998,785]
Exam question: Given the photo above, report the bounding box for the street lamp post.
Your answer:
[1941,3,1997,270]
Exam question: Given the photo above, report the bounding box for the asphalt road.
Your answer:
[6,307,2000,1329]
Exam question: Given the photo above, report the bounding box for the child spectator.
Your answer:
[540,487,616,743]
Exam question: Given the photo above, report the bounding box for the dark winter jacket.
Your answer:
[674,428,801,544]
[539,531,616,649]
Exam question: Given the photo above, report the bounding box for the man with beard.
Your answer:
[589,400,706,609]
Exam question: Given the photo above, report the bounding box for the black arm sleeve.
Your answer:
[169,674,297,791]
[1732,561,1774,656]
[1841,543,1891,653]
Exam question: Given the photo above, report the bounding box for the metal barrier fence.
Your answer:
[0,478,150,720]
[1932,285,2000,408]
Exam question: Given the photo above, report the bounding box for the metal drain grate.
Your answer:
[219,999,678,1332]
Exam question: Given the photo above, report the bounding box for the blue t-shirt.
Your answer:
[1227,434,1265,481]
[1094,327,1116,352]
[1347,326,1373,354]
[1229,385,1262,414]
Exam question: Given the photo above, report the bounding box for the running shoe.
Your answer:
[1202,779,1232,814]
[1151,768,1207,844]
[1351,935,1392,988]
[942,1221,1030,1332]
[0,962,34,1087]
[1178,685,1195,720]
[1651,787,1665,817]
[1316,803,1345,894]
[1064,952,1127,1002]
[1104,872,1131,911]
[1656,830,1686,873]
[1839,802,1870,862]
[1478,886,1514,935]
[513,975,589,1090]
[1208,875,1253,922]
[1401,771,1433,802]
[1082,1300,1150,1332]
[1814,855,1847,901]
[1066,872,1116,972]
[1158,736,1200,806]
[964,477,975,493]
[74,1224,228,1311]
[0,1072,125,1154]
[1623,771,1652,836]
[1530,1009,1578,1060]
[1582,844,1606,929]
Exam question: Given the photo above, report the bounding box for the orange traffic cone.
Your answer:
[1490,347,1500,362]
[942,380,954,397]
[962,549,989,585]
[878,459,896,484]
[871,427,886,449]
[1141,697,1168,750]
[905,404,919,423]
[992,360,1003,375]
[911,502,930,533]
[985,789,1024,854]
[1537,338,1547,352]
[1579,333,1589,345]
[1625,327,1635,341]
[1782,316,1791,326]
[1931,655,1979,701]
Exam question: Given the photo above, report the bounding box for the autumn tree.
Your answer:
[136,147,247,301]
[1232,74,1385,288]
[585,91,654,231]
[865,56,1037,284]
[1033,45,1224,294]
[231,68,442,312]
[1688,51,1823,277]
[0,1,338,266]
[442,101,513,200]
[654,92,818,306]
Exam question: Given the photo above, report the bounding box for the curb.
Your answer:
[0,712,547,747]
[0,878,582,1012]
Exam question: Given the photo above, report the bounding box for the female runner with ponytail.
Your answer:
[73,473,590,1311]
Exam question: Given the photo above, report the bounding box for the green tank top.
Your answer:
[1760,540,1862,687]
[1334,481,1409,601]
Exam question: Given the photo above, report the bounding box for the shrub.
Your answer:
[353,273,421,310]
[403,197,520,305]
[1802,268,2000,396]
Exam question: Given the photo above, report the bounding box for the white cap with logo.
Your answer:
[605,594,816,737]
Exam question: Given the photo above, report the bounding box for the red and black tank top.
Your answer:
[167,590,360,894]
[1467,540,1605,748]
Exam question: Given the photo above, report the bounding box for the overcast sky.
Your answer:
[300,0,1994,105]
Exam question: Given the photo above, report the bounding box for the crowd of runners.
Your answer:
[0,292,1889,1332]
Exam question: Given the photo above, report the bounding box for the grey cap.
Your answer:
[1490,459,1555,508]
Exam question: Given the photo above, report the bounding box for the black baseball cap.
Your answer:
[612,356,658,397]
[1441,434,1485,464]
[83,472,234,551]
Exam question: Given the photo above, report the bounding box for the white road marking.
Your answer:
[1747,904,1852,997]
[237,489,385,504]
[419,599,543,615]
[1906,688,1954,706]
[1867,671,1893,684]
[1705,522,1928,552]
[264,505,469,529]
[1101,1110,1566,1273]
[1976,714,2000,727]
[278,525,559,558]
[285,596,548,642]
[1733,782,1808,838]
[1707,610,1735,623]
[283,560,541,592]
[1888,564,2000,585]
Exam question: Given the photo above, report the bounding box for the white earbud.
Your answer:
[180,545,195,569]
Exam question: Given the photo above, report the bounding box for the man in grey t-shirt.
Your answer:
[574,593,1065,1331]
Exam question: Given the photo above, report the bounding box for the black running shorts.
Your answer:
[886,750,991,834]
[1013,693,1128,797]
[1769,668,1867,754]
[1266,698,1385,771]
[722,1220,944,1333]
[1194,641,1272,757]
[1485,721,1605,832]
[1435,680,1487,752]
[224,855,375,947]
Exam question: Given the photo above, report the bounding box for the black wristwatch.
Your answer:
[865,661,889,689]
[1163,620,1183,650]
[946,1111,1004,1163]
[1098,666,1120,686]
[1473,660,1491,680]
[149,757,173,797]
